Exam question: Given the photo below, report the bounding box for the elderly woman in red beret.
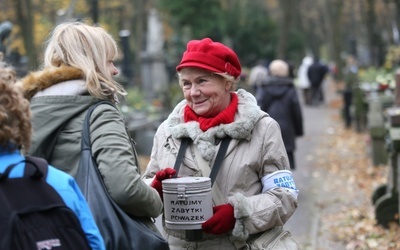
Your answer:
[143,38,299,249]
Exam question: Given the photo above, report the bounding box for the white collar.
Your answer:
[33,80,88,97]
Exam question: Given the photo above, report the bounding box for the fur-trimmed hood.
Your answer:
[166,89,266,161]
[18,66,84,100]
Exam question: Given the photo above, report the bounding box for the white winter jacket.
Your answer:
[143,89,298,248]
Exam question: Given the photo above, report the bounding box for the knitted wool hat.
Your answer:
[269,59,289,77]
[176,38,242,79]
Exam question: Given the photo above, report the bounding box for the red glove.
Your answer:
[202,204,235,235]
[151,168,176,201]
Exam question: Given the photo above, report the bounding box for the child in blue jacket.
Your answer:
[0,60,105,250]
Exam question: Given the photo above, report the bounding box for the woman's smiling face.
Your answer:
[179,67,232,118]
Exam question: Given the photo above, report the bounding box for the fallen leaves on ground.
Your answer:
[315,114,400,250]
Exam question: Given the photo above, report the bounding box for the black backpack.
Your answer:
[0,156,92,250]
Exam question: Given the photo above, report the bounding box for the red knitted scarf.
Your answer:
[184,93,238,131]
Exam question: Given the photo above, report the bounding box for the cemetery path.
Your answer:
[287,78,399,250]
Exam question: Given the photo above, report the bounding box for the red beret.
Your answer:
[176,38,242,79]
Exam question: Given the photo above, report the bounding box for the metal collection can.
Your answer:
[162,177,213,230]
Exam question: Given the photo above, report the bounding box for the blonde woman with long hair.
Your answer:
[19,21,163,239]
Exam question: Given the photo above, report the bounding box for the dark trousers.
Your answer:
[310,83,324,106]
[343,90,353,128]
[303,88,311,105]
[287,151,295,170]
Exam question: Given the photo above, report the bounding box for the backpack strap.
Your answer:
[0,156,48,182]
[24,156,48,180]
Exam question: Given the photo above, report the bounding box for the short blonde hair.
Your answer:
[269,60,289,77]
[43,21,126,101]
[0,59,32,152]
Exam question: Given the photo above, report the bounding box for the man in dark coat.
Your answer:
[342,56,358,128]
[307,56,329,106]
[256,59,304,169]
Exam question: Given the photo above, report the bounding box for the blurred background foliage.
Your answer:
[2,0,400,108]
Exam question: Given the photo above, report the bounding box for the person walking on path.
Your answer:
[308,56,329,106]
[298,55,313,105]
[342,55,358,129]
[247,59,269,94]
[18,21,163,229]
[0,58,105,250]
[256,59,304,170]
[142,38,299,249]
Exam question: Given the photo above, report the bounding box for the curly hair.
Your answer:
[0,60,32,152]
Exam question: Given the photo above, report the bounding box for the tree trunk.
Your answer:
[365,0,385,66]
[14,0,38,69]
[393,0,400,38]
[131,0,147,88]
[323,0,344,80]
[276,0,293,59]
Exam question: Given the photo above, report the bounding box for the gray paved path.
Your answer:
[285,78,346,250]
